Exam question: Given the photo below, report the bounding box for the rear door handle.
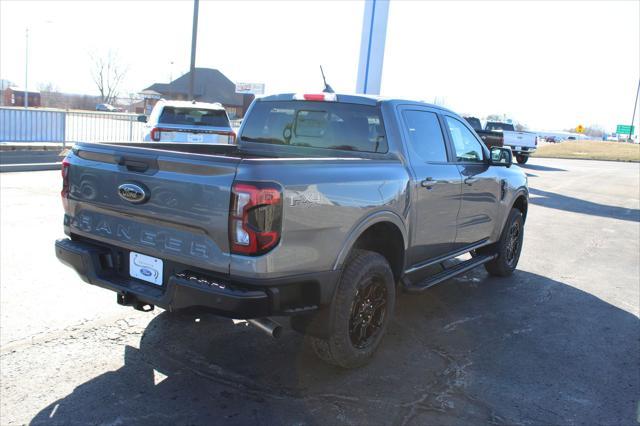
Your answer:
[464,177,478,186]
[421,177,442,189]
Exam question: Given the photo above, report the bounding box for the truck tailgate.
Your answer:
[64,143,241,274]
[503,131,537,148]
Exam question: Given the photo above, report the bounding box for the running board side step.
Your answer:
[403,254,497,293]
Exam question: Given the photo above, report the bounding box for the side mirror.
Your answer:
[137,115,148,123]
[490,147,512,167]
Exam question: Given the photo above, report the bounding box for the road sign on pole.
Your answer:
[616,124,635,135]
[235,83,265,95]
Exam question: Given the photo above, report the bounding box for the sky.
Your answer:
[1,0,638,132]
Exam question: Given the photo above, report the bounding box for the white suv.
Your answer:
[142,100,236,144]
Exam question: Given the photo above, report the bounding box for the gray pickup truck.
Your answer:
[55,93,528,368]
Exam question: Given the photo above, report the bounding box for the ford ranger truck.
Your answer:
[55,93,529,368]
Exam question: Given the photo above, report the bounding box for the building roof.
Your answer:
[6,87,41,94]
[145,68,247,107]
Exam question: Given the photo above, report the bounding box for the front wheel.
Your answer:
[478,208,524,277]
[309,249,395,368]
[516,154,529,164]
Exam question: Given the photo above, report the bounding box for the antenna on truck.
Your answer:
[320,65,335,94]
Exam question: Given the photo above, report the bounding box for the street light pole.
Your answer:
[24,27,29,108]
[188,0,199,101]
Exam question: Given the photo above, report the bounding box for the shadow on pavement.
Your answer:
[518,163,567,172]
[31,270,639,425]
[530,188,640,222]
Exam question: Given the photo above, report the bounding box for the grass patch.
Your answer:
[533,140,640,162]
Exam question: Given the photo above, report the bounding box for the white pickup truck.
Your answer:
[141,100,236,144]
[484,122,537,164]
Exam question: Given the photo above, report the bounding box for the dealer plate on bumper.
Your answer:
[130,252,163,286]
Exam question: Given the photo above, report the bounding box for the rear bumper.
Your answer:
[510,146,536,155]
[55,238,339,319]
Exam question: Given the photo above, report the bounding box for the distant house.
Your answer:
[143,68,254,118]
[3,87,41,107]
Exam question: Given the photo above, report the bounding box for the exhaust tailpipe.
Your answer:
[248,318,283,339]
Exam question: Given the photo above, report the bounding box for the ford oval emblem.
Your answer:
[140,268,153,277]
[118,183,148,204]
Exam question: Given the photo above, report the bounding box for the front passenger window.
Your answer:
[445,116,484,162]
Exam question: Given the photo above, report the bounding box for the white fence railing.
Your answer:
[0,107,146,143]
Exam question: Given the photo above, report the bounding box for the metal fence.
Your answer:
[0,107,146,143]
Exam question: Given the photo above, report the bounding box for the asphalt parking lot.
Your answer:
[1,157,638,425]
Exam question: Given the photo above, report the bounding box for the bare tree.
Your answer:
[37,82,58,93]
[486,114,504,122]
[38,81,63,109]
[90,50,128,105]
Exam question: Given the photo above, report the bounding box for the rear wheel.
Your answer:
[309,249,395,368]
[478,208,524,277]
[516,154,528,164]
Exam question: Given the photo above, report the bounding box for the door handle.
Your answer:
[421,177,442,189]
[464,177,478,186]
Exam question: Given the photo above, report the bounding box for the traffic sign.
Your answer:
[616,124,635,135]
[576,124,585,133]
[235,82,265,95]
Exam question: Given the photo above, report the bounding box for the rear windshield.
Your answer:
[485,122,515,132]
[159,107,229,127]
[240,101,387,153]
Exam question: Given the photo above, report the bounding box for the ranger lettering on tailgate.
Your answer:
[67,211,211,259]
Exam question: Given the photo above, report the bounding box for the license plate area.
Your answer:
[130,251,163,286]
[187,133,204,142]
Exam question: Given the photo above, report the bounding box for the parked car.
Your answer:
[95,103,117,112]
[142,100,236,144]
[55,92,528,368]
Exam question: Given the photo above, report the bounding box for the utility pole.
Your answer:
[188,0,199,101]
[24,27,29,108]
[629,79,640,142]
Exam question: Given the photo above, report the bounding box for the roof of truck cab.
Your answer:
[257,93,455,113]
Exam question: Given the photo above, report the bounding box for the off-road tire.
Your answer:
[309,249,395,368]
[479,208,524,277]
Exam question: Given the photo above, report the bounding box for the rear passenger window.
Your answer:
[402,110,448,162]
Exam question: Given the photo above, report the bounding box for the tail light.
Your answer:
[150,127,161,141]
[293,93,337,101]
[61,157,70,211]
[229,182,283,256]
